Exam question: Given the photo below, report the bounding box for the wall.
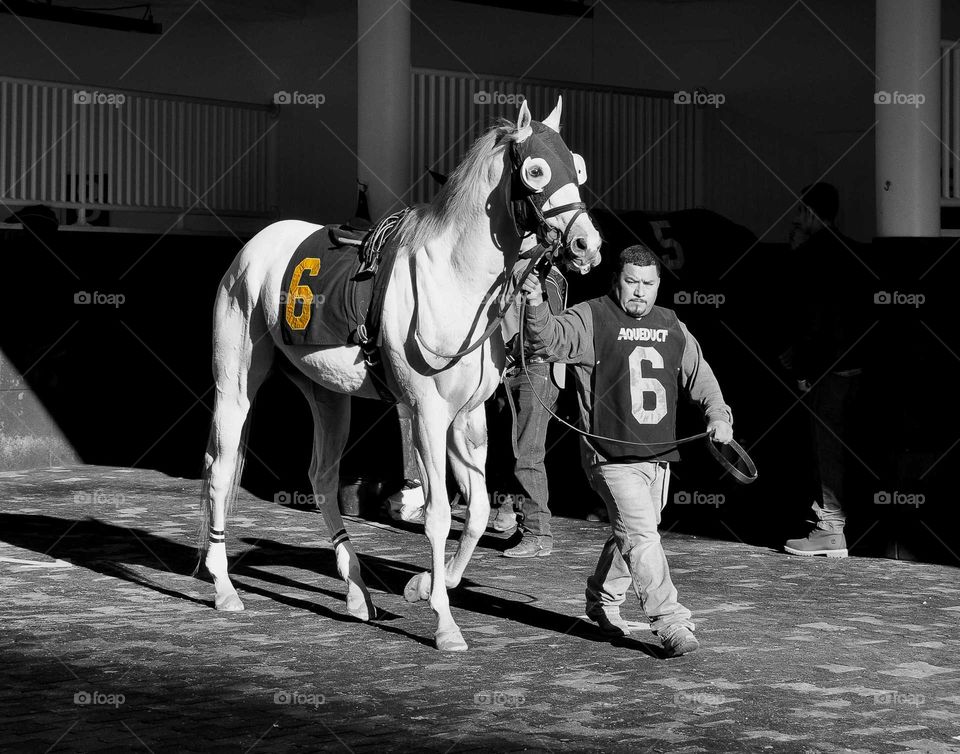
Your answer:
[411,0,880,243]
[0,0,359,223]
[0,350,81,470]
[4,0,955,239]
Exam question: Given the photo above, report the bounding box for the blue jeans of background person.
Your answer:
[584,461,694,635]
[808,371,861,534]
[504,362,558,542]
[398,412,420,482]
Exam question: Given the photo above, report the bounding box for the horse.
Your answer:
[199,98,602,651]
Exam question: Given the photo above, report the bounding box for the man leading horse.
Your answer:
[521,243,734,657]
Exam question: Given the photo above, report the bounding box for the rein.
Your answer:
[517,296,709,450]
[413,131,589,364]
[413,198,584,363]
[414,236,555,362]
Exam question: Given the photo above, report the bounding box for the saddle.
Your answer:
[279,210,410,402]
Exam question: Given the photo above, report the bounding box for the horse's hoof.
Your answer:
[404,572,431,603]
[346,593,377,622]
[435,627,468,652]
[215,592,244,611]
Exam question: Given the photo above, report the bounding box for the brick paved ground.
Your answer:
[1,465,959,753]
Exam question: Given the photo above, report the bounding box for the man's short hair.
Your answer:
[618,244,661,276]
[800,182,839,223]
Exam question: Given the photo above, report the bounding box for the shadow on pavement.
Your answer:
[0,513,664,655]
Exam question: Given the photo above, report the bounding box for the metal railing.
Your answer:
[941,40,960,207]
[0,76,276,221]
[409,68,699,213]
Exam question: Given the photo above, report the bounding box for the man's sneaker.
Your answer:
[585,506,609,523]
[503,536,552,558]
[585,607,631,637]
[784,529,848,558]
[659,625,699,657]
[488,505,517,533]
[385,482,425,524]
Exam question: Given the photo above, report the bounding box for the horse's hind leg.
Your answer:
[443,405,491,588]
[202,293,273,611]
[291,375,375,621]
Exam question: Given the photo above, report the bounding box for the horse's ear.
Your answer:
[572,153,587,185]
[516,100,533,141]
[542,96,562,133]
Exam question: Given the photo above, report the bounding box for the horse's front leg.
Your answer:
[403,401,467,651]
[443,405,490,588]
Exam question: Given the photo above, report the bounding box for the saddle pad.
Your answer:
[279,227,371,346]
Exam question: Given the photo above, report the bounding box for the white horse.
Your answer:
[199,98,601,651]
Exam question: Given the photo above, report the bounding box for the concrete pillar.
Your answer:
[876,0,941,237]
[357,0,411,220]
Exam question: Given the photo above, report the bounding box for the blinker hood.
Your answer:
[511,122,579,199]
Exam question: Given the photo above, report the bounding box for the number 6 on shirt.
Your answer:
[628,346,667,424]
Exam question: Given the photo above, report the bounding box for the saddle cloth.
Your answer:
[279,225,372,347]
[278,216,406,403]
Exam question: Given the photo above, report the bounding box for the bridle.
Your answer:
[414,137,588,362]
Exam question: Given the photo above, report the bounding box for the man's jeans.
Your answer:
[584,461,694,634]
[808,372,861,534]
[504,363,558,541]
[397,412,421,482]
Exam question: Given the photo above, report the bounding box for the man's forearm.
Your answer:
[522,300,593,365]
[680,328,733,424]
[524,301,559,357]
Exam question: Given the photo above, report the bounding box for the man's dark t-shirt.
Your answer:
[789,228,871,379]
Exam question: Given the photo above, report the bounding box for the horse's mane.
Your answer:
[398,119,519,252]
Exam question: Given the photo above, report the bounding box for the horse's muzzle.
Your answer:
[565,228,602,275]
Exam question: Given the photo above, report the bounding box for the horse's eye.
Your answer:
[520,157,551,192]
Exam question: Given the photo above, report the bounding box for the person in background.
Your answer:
[493,255,571,557]
[780,183,868,559]
[385,409,425,524]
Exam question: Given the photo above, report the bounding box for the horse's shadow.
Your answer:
[0,513,665,656]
